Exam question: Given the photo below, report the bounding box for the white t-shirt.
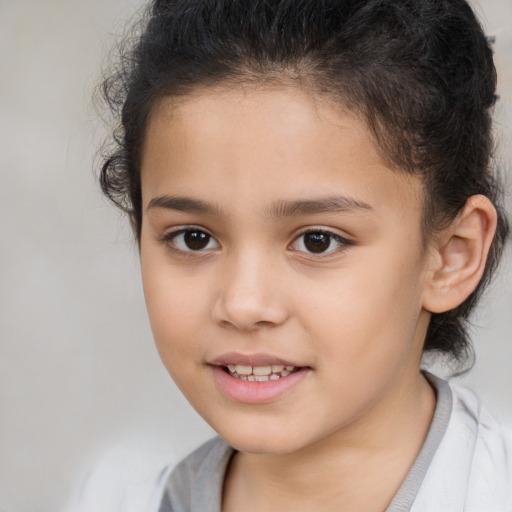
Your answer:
[72,375,512,512]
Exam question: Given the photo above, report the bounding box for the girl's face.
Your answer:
[140,87,434,454]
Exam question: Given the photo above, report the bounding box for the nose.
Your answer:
[211,250,290,331]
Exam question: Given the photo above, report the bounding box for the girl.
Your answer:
[86,0,511,510]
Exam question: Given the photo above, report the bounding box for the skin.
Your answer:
[139,86,448,511]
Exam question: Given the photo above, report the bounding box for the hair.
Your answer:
[99,0,509,363]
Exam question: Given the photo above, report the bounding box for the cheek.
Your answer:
[141,254,209,367]
[295,250,426,366]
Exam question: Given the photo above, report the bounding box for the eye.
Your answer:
[290,230,351,254]
[164,228,219,252]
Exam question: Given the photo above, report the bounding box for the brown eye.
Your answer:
[303,232,332,253]
[290,230,351,255]
[165,228,219,252]
[184,230,210,250]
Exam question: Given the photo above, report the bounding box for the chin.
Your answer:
[212,419,311,455]
[224,435,299,455]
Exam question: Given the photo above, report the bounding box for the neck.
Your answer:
[222,371,436,512]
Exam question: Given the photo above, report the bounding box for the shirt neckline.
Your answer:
[160,372,452,512]
[384,371,453,512]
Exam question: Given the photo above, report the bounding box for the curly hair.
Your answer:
[99,0,509,363]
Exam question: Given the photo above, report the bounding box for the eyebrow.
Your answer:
[267,195,373,219]
[147,195,221,215]
[147,194,373,218]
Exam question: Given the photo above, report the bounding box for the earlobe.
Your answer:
[422,195,497,314]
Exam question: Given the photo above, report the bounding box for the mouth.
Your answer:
[223,364,301,382]
[210,355,310,403]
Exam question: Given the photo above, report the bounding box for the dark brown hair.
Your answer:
[99,0,509,362]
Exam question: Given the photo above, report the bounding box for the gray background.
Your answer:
[0,1,510,510]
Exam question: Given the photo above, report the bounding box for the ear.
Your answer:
[422,195,497,314]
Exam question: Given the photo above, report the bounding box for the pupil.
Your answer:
[304,233,330,253]
[184,231,210,250]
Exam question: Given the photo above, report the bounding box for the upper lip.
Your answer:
[211,352,306,367]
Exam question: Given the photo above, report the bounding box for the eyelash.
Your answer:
[161,226,219,254]
[161,226,353,257]
[289,228,353,257]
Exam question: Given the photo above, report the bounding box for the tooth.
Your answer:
[253,365,272,376]
[239,375,248,381]
[247,375,256,382]
[269,374,280,380]
[235,365,252,375]
[271,364,285,372]
[254,375,270,382]
[285,366,295,371]
[281,370,290,377]
[227,364,236,372]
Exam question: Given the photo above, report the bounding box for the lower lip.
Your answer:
[211,366,309,404]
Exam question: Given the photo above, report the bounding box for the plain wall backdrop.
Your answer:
[0,1,510,510]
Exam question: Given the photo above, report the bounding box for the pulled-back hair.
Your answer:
[99,0,509,362]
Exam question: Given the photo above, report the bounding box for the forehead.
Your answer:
[141,86,424,223]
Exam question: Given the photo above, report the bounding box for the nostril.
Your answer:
[255,320,274,328]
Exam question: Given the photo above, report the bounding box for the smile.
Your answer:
[225,364,299,381]
[211,356,310,403]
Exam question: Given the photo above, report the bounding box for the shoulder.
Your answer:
[449,381,512,468]
[161,437,233,512]
[450,382,512,508]
[68,436,178,512]
[70,436,232,512]
[413,377,512,512]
